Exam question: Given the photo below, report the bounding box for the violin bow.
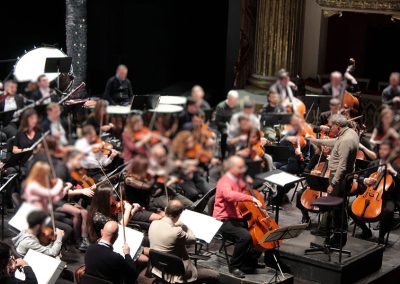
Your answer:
[41,133,58,234]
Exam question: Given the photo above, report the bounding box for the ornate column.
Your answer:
[248,0,305,89]
[65,0,87,93]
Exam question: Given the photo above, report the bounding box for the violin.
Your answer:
[133,128,166,145]
[71,168,95,188]
[351,169,394,219]
[185,143,213,164]
[92,138,113,155]
[237,183,281,250]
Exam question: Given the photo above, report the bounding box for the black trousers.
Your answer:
[181,171,210,201]
[219,219,254,269]
[329,178,349,231]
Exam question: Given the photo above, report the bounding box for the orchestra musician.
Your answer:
[171,131,212,201]
[370,108,399,148]
[318,98,340,126]
[12,109,42,154]
[0,80,25,139]
[348,140,400,244]
[214,90,240,159]
[30,75,58,104]
[40,103,69,146]
[85,99,114,135]
[228,100,260,134]
[148,200,219,284]
[261,91,282,115]
[322,71,347,103]
[270,69,297,104]
[382,72,400,107]
[308,114,359,247]
[74,124,119,181]
[103,64,134,106]
[190,85,211,111]
[178,97,200,129]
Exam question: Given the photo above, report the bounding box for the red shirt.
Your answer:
[213,173,253,220]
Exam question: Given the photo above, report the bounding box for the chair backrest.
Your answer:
[207,194,216,216]
[80,274,113,284]
[149,249,185,278]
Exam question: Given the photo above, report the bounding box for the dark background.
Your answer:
[325,12,400,90]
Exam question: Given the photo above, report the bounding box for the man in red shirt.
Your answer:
[213,156,262,278]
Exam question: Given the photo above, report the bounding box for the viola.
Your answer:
[71,169,95,188]
[237,184,281,250]
[351,170,394,219]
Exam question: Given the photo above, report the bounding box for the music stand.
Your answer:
[260,224,308,284]
[44,57,72,89]
[130,94,160,113]
[246,160,263,178]
[0,110,15,160]
[62,100,86,143]
[264,145,292,163]
[261,113,292,128]
[303,173,329,193]
[0,173,18,240]
[256,169,305,223]
[305,94,332,124]
[355,159,370,171]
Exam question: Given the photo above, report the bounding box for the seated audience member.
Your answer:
[12,211,64,257]
[0,241,38,284]
[149,200,219,283]
[85,221,138,284]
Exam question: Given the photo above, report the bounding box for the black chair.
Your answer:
[191,187,216,213]
[149,249,185,283]
[80,274,113,284]
[305,196,351,260]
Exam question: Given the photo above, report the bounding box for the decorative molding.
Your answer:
[316,0,400,14]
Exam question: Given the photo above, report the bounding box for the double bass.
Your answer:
[238,184,281,250]
[351,168,393,219]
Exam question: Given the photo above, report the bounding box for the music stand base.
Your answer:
[305,242,351,261]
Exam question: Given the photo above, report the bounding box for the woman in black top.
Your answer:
[12,108,42,154]
[85,99,114,135]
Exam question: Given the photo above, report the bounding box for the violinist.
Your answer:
[22,161,72,242]
[228,100,260,135]
[370,108,399,148]
[74,124,119,181]
[40,103,69,146]
[227,115,252,154]
[171,131,212,201]
[12,211,64,258]
[125,154,191,212]
[318,98,340,126]
[86,99,114,135]
[0,80,25,139]
[12,109,42,154]
[154,114,178,139]
[178,97,200,129]
[308,114,359,247]
[261,91,281,116]
[348,141,400,244]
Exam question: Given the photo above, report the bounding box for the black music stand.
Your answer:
[304,94,332,124]
[62,100,86,143]
[0,173,18,240]
[355,159,370,171]
[260,224,307,284]
[130,94,160,113]
[256,169,305,223]
[304,173,329,193]
[261,113,292,128]
[246,160,263,178]
[44,57,72,89]
[264,145,292,163]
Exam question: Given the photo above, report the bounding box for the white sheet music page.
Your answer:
[179,210,222,243]
[9,202,40,232]
[264,171,300,187]
[113,225,144,257]
[15,249,65,284]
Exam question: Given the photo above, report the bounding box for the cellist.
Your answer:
[348,140,400,244]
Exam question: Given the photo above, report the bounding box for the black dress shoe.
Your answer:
[229,268,245,278]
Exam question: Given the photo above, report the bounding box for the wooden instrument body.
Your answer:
[341,91,359,117]
[238,189,281,250]
[71,169,95,188]
[301,162,329,211]
[39,226,56,246]
[282,97,306,117]
[351,172,393,219]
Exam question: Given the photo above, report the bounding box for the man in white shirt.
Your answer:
[31,75,58,104]
[41,103,68,146]
[322,71,346,103]
[0,80,25,138]
[74,124,118,180]
[228,100,260,137]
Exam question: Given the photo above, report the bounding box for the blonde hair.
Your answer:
[124,115,143,137]
[26,161,51,187]
[171,131,192,159]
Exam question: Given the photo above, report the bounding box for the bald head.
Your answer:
[225,155,246,177]
[101,221,119,244]
[330,71,343,87]
[191,85,205,101]
[165,200,184,221]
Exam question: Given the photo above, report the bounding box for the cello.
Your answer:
[351,167,393,219]
[237,184,281,250]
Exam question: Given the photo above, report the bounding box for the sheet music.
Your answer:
[264,171,301,187]
[9,202,40,232]
[113,225,144,257]
[15,249,65,284]
[179,210,222,243]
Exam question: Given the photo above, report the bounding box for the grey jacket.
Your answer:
[12,231,62,257]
